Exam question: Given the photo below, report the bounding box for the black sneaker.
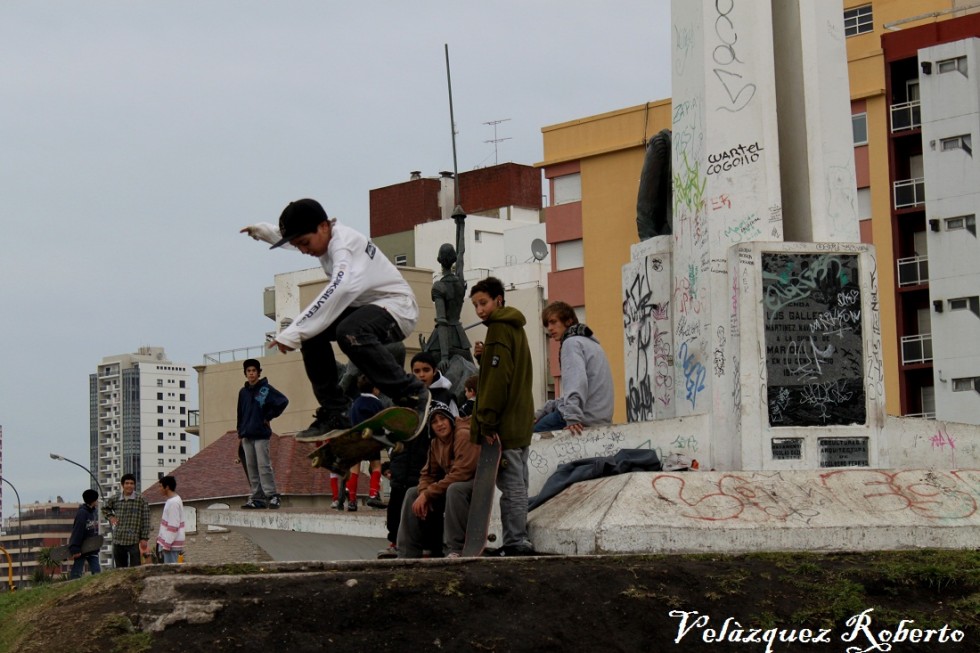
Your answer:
[366,495,386,509]
[295,411,351,442]
[488,544,535,557]
[268,495,282,509]
[241,500,266,510]
[347,499,358,512]
[397,386,431,438]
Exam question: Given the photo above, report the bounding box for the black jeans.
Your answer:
[301,305,423,416]
[113,543,142,568]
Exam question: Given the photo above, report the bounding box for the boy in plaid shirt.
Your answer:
[104,473,150,567]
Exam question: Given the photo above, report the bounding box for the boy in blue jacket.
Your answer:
[237,359,289,509]
[69,489,102,579]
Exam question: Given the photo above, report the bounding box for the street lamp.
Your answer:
[0,475,23,589]
[48,453,105,499]
[49,453,113,569]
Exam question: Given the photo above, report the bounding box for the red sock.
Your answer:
[330,474,340,501]
[369,470,381,497]
[346,473,359,501]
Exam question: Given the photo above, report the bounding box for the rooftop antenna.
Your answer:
[483,118,512,166]
[444,44,465,274]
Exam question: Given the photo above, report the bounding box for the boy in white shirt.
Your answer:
[241,199,430,439]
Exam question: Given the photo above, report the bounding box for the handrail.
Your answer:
[0,546,15,591]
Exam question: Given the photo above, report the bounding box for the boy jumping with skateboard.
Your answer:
[469,277,535,556]
[241,198,430,439]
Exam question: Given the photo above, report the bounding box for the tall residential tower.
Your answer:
[89,347,195,495]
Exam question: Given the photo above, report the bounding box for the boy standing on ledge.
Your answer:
[469,276,535,556]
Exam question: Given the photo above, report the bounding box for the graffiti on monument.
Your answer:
[761,252,866,426]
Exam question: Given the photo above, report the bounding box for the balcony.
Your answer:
[903,411,936,419]
[897,255,928,287]
[203,345,268,365]
[894,178,925,209]
[890,100,921,133]
[185,409,200,436]
[901,333,933,365]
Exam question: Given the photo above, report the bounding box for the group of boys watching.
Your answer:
[236,198,615,558]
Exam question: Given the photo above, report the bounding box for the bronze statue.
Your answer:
[424,210,474,375]
[636,128,673,240]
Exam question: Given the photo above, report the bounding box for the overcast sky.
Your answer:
[0,1,671,513]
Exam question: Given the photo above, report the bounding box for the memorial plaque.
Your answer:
[762,252,866,427]
[818,437,869,467]
[771,438,803,460]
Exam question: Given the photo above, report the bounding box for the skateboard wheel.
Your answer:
[361,427,373,439]
[488,534,497,542]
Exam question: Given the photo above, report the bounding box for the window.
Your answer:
[158,458,164,466]
[180,447,186,454]
[157,379,163,386]
[552,173,582,205]
[180,433,186,441]
[157,419,164,426]
[555,239,584,271]
[852,113,868,145]
[946,214,977,236]
[179,380,186,388]
[857,188,872,220]
[157,446,164,453]
[394,254,407,266]
[948,296,980,316]
[937,56,968,76]
[844,5,873,37]
[940,135,972,155]
[952,377,979,392]
[156,392,163,400]
[179,394,185,401]
[157,433,163,440]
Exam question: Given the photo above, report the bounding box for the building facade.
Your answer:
[90,347,195,496]
[0,499,75,587]
[538,1,980,425]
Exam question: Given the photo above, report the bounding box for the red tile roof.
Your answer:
[142,431,333,505]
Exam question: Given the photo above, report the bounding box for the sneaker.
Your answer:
[268,495,282,509]
[446,552,461,559]
[295,411,351,442]
[492,544,535,557]
[330,499,342,510]
[396,386,431,438]
[377,543,398,559]
[346,499,358,512]
[241,500,266,510]
[366,494,387,509]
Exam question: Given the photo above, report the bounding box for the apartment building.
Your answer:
[90,347,195,496]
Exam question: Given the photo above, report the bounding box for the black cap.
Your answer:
[271,199,328,249]
[428,401,454,423]
[243,359,262,373]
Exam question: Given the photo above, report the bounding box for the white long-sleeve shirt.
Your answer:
[251,220,418,349]
[156,494,185,552]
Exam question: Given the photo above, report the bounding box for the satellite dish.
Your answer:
[530,238,548,261]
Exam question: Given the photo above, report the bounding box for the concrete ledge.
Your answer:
[529,468,980,555]
[201,509,386,539]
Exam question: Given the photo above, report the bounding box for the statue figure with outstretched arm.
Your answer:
[426,209,474,371]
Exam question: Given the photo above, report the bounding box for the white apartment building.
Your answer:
[920,37,980,425]
[89,347,196,496]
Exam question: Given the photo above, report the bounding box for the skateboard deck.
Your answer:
[307,406,419,475]
[462,436,502,557]
[50,535,104,563]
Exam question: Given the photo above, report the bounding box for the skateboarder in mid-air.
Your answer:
[469,277,535,556]
[241,198,430,439]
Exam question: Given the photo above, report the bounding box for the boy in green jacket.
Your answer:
[470,277,535,556]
